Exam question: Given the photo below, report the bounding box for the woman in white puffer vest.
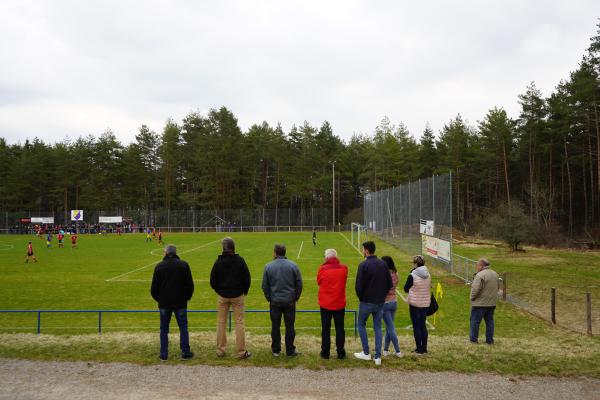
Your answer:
[403,255,431,355]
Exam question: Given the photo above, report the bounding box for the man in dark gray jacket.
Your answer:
[262,243,303,356]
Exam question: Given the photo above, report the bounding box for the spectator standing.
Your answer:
[209,237,252,359]
[353,241,392,366]
[150,245,195,361]
[262,244,303,357]
[317,248,348,359]
[381,256,402,357]
[470,258,499,344]
[404,255,431,355]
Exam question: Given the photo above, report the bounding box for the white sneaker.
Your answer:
[382,350,390,357]
[353,351,372,361]
[395,351,403,358]
[374,357,382,366]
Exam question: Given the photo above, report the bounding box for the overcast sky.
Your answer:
[0,1,597,144]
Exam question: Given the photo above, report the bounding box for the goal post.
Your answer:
[351,222,366,251]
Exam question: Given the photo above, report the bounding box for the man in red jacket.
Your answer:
[317,248,348,359]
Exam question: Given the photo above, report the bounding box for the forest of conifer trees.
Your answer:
[2,22,600,242]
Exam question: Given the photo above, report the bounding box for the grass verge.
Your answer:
[1,331,599,377]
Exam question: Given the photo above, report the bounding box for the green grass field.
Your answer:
[1,232,599,375]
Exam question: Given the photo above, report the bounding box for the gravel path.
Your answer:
[1,358,599,400]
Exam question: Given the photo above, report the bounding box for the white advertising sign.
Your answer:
[71,210,84,221]
[99,216,123,223]
[31,217,54,224]
[421,235,451,263]
[420,219,434,236]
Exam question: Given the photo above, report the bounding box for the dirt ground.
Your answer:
[1,358,599,400]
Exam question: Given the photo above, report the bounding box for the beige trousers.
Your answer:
[216,294,246,357]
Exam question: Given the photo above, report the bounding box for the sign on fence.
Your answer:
[71,210,84,221]
[422,235,451,263]
[420,219,434,236]
[99,216,122,223]
[31,217,54,224]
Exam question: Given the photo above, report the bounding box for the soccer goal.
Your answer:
[351,222,367,251]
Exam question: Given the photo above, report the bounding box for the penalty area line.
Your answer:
[105,239,221,282]
[297,241,304,259]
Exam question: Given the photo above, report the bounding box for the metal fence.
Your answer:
[0,309,359,336]
[363,173,454,273]
[0,208,333,233]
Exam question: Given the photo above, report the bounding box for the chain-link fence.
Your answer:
[363,173,455,273]
[0,208,332,233]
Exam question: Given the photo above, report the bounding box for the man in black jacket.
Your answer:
[353,241,392,366]
[210,237,251,359]
[151,244,194,361]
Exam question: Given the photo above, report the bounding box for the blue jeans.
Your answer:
[382,301,400,353]
[470,306,495,344]
[357,302,384,359]
[159,308,191,358]
[409,306,428,353]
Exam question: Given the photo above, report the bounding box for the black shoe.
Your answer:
[159,355,168,362]
[320,353,330,359]
[239,351,252,359]
[287,351,300,357]
[180,352,194,361]
[337,353,346,360]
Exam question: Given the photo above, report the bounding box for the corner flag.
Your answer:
[433,282,443,325]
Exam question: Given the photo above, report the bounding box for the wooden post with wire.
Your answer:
[587,292,592,337]
[551,287,556,324]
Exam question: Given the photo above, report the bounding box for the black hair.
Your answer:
[274,243,286,257]
[381,256,396,272]
[362,241,376,255]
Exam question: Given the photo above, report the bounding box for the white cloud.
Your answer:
[0,0,597,144]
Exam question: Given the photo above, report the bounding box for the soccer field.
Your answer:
[0,231,388,334]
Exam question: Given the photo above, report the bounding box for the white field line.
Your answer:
[404,321,436,330]
[396,289,407,302]
[338,232,362,256]
[296,241,304,259]
[0,243,15,250]
[105,239,221,282]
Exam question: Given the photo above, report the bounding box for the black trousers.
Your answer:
[270,301,296,355]
[409,305,428,353]
[320,307,345,357]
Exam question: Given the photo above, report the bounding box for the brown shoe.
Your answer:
[239,351,251,359]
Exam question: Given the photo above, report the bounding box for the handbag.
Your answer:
[426,293,439,316]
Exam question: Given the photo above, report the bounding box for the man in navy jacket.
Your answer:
[353,241,392,366]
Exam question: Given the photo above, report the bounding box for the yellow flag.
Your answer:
[436,282,444,300]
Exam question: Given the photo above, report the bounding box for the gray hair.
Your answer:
[478,258,490,268]
[324,248,337,259]
[222,237,235,252]
[274,243,286,257]
[165,244,177,255]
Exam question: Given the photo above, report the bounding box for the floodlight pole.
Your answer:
[331,161,336,232]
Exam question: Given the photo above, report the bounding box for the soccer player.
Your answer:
[152,227,157,239]
[71,233,78,249]
[46,232,52,248]
[312,230,317,247]
[57,231,64,248]
[25,242,37,263]
[146,228,152,242]
[157,230,163,245]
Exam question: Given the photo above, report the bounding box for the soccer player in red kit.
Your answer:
[71,233,78,249]
[25,242,37,263]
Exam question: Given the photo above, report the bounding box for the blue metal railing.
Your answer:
[0,309,358,337]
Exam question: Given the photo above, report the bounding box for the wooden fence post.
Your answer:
[502,273,507,301]
[587,293,593,337]
[551,287,556,324]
